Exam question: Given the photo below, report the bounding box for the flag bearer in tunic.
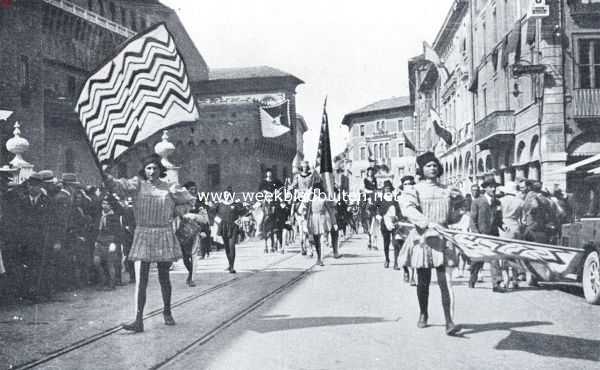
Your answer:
[307,182,337,266]
[105,154,193,333]
[399,152,460,336]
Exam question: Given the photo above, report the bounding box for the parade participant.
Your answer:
[398,152,459,336]
[195,199,212,259]
[274,200,291,253]
[93,193,124,290]
[399,175,417,284]
[258,169,283,252]
[105,154,193,333]
[377,180,402,269]
[292,160,316,199]
[363,167,377,201]
[215,186,245,273]
[178,181,204,286]
[469,179,503,291]
[307,182,337,266]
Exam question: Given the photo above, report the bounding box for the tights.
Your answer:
[223,236,236,269]
[182,252,193,281]
[134,261,172,322]
[382,230,401,264]
[416,266,454,323]
[312,234,322,260]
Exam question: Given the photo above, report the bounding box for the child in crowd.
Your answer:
[93,193,125,290]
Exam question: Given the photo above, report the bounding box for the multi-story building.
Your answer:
[341,97,416,194]
[409,0,474,193]
[0,0,303,192]
[411,0,600,206]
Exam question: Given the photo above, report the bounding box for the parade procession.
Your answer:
[2,0,600,369]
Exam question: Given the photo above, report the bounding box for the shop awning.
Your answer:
[547,153,600,175]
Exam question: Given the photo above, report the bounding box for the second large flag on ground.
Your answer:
[76,23,199,164]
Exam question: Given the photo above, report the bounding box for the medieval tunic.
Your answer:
[110,177,192,262]
[399,181,458,268]
[307,198,336,236]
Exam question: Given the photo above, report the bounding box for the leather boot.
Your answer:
[123,313,144,333]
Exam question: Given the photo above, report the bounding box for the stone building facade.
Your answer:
[410,0,600,203]
[0,0,303,192]
[341,97,416,194]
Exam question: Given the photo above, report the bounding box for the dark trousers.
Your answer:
[134,262,172,323]
[181,245,194,281]
[223,237,236,269]
[416,267,453,323]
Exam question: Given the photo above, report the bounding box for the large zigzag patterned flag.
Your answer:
[76,23,199,164]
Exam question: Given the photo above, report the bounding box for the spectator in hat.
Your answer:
[16,172,52,301]
[469,178,503,291]
[398,152,459,336]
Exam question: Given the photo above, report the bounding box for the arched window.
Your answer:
[516,141,526,163]
[65,148,75,173]
[530,135,539,161]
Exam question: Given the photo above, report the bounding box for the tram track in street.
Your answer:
[12,251,301,370]
[151,237,354,370]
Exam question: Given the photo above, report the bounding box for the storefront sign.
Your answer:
[527,0,549,19]
[512,64,547,76]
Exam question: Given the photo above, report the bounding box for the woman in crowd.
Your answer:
[398,152,460,336]
[105,154,193,333]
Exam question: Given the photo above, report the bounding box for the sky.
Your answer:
[161,0,451,161]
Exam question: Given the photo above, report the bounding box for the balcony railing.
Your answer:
[573,89,600,118]
[475,110,515,147]
[43,0,136,38]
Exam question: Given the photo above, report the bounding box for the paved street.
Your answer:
[2,234,600,370]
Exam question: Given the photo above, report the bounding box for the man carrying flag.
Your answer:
[308,98,340,261]
[76,23,197,333]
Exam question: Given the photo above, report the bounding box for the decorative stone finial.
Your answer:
[6,121,34,183]
[154,130,175,168]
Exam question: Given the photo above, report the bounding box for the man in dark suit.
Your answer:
[17,172,52,301]
[469,178,503,291]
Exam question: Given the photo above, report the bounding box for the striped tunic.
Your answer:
[398,181,458,268]
[110,176,193,262]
